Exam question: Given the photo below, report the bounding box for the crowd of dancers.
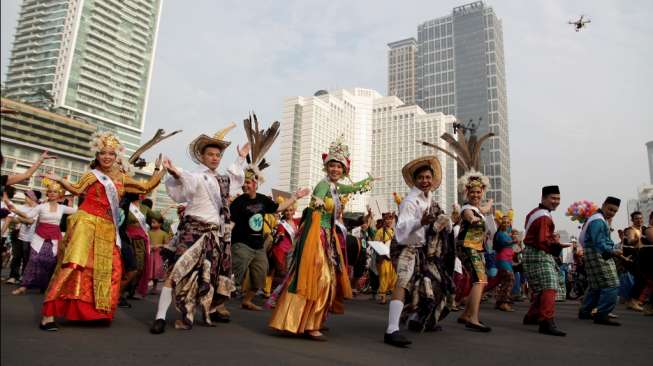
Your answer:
[1,119,651,347]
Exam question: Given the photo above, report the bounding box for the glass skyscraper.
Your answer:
[388,1,512,211]
[3,0,163,154]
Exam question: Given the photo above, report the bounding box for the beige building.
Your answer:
[387,38,417,106]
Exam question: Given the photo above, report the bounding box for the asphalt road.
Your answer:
[2,282,652,366]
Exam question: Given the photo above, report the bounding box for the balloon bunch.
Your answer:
[566,200,599,223]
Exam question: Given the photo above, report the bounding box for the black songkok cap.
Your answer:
[542,185,560,196]
[604,196,621,207]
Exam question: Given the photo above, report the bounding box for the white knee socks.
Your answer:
[386,300,404,334]
[155,286,172,320]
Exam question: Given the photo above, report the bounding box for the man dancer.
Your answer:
[230,168,307,311]
[150,124,250,334]
[578,196,622,325]
[522,186,568,336]
[384,156,448,347]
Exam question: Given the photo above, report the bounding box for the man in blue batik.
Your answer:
[578,196,622,326]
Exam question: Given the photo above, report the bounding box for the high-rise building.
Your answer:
[277,88,455,215]
[646,140,653,184]
[371,96,456,212]
[388,1,512,211]
[387,38,417,106]
[3,0,163,154]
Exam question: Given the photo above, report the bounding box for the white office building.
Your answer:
[277,88,456,215]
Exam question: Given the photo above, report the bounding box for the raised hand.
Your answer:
[163,158,180,179]
[39,150,57,161]
[40,172,62,182]
[293,187,310,199]
[237,142,251,158]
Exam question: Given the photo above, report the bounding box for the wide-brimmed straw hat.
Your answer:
[188,123,236,165]
[401,155,442,190]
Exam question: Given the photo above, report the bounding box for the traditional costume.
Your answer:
[269,137,373,337]
[42,132,162,326]
[122,198,153,298]
[147,211,169,285]
[522,185,566,336]
[493,210,516,311]
[16,181,76,292]
[384,156,454,345]
[150,124,245,333]
[578,197,622,325]
[268,193,299,296]
[374,217,397,304]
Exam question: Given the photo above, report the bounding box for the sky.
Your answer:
[1,0,652,237]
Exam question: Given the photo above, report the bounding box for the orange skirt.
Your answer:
[42,245,122,321]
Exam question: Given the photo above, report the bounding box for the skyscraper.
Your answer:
[387,1,512,211]
[387,38,417,106]
[3,0,163,154]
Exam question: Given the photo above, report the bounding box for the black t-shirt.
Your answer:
[230,193,279,249]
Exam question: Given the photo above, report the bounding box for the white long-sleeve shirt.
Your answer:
[16,204,38,242]
[27,203,77,254]
[165,157,246,225]
[395,186,432,247]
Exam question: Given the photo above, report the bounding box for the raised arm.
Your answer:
[42,172,96,196]
[276,187,310,213]
[336,175,374,195]
[6,151,56,186]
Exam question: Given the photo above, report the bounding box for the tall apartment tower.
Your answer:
[388,1,512,211]
[3,0,163,153]
[387,38,417,106]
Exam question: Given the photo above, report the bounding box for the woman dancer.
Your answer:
[493,210,516,312]
[456,171,492,332]
[269,137,374,340]
[12,179,76,295]
[38,132,164,331]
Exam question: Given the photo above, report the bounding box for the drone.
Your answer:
[569,15,591,32]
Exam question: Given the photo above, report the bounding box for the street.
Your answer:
[2,283,651,366]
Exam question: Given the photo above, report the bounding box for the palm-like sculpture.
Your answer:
[417,119,494,174]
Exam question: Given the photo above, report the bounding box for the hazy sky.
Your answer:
[2,0,652,236]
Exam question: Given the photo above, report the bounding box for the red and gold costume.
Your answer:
[42,171,161,321]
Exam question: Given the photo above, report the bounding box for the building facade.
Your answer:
[3,0,163,154]
[277,88,456,215]
[1,98,177,222]
[388,1,512,211]
[371,97,456,213]
[387,38,417,106]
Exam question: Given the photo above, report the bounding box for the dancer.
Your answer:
[578,196,622,325]
[1,151,56,188]
[522,185,567,336]
[12,179,76,295]
[375,212,397,304]
[455,171,492,332]
[269,136,374,341]
[150,124,250,334]
[39,132,164,331]
[6,189,41,284]
[231,166,308,311]
[384,156,454,347]
[268,193,300,299]
[493,210,516,312]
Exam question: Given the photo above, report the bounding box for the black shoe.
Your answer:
[523,315,539,325]
[593,317,621,326]
[150,319,166,334]
[39,322,58,331]
[578,312,593,320]
[538,319,566,336]
[384,331,412,347]
[209,312,231,323]
[465,322,492,332]
[118,297,132,308]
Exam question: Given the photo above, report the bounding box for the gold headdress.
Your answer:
[89,131,128,172]
[42,177,64,195]
[495,209,514,223]
[243,113,280,184]
[188,123,236,165]
[458,170,490,193]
